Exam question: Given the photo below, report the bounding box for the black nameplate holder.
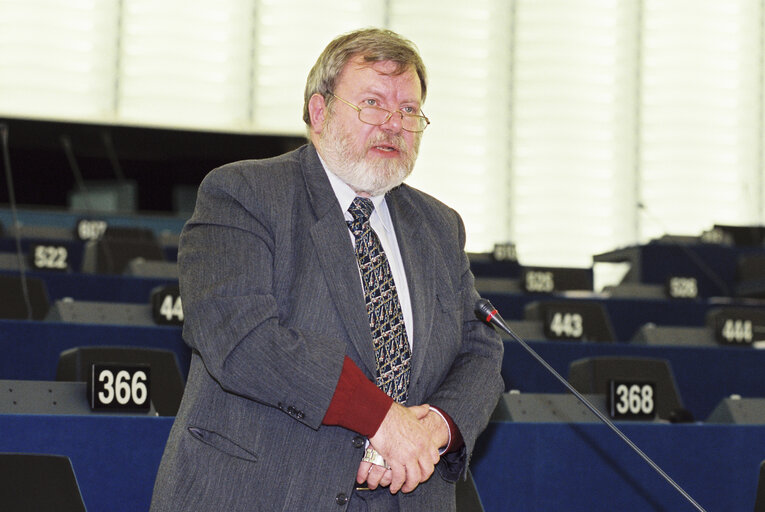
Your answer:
[522,269,555,293]
[545,310,585,340]
[608,380,656,420]
[89,363,151,411]
[665,276,699,300]
[525,300,615,342]
[29,243,70,272]
[707,307,765,346]
[521,267,593,294]
[75,218,109,241]
[151,284,184,326]
[492,242,518,262]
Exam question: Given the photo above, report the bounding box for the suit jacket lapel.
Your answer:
[387,187,437,390]
[301,146,377,376]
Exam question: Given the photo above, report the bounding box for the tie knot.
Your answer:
[348,197,374,224]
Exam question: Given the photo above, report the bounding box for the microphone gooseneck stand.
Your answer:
[1,124,34,320]
[475,298,708,512]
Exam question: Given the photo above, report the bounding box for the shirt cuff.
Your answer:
[321,356,393,437]
[428,405,464,454]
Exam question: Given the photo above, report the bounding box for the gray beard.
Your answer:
[319,118,420,197]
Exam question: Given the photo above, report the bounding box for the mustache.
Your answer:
[366,134,408,152]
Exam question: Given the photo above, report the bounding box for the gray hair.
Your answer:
[302,27,428,127]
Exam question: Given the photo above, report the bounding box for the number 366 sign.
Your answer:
[89,363,151,411]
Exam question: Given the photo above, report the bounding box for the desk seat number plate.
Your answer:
[90,363,151,411]
[608,380,656,420]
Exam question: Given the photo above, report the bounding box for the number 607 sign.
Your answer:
[89,363,151,411]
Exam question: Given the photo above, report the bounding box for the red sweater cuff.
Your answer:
[322,356,393,437]
[429,406,464,454]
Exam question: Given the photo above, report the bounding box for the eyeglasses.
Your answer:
[331,94,430,133]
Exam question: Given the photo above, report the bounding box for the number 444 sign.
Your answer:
[151,285,184,326]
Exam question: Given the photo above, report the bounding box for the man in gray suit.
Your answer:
[150,28,504,511]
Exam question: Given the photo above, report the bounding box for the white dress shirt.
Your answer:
[321,163,414,350]
[320,158,452,454]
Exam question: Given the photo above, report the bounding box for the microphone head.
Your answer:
[474,298,496,322]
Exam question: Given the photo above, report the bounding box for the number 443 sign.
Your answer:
[89,363,151,412]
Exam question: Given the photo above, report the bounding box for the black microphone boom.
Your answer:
[0,123,33,320]
[475,298,707,512]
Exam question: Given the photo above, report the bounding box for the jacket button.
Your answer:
[351,436,364,448]
[335,493,349,505]
[296,410,305,419]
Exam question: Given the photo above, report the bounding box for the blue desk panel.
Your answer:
[472,421,765,512]
[0,269,177,304]
[2,414,763,512]
[595,242,765,298]
[2,317,760,423]
[0,208,187,236]
[0,240,178,270]
[483,291,760,342]
[0,320,190,381]
[0,414,173,512]
[501,339,765,421]
[0,238,87,272]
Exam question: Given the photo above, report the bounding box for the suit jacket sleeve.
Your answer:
[177,160,345,430]
[422,208,505,482]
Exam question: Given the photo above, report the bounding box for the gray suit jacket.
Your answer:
[150,144,504,511]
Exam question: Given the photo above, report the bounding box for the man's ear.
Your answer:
[308,93,327,135]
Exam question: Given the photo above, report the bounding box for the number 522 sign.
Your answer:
[89,363,151,411]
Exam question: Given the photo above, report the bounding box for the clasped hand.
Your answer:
[355,403,446,494]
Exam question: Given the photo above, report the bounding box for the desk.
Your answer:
[501,339,765,421]
[483,290,765,342]
[0,414,173,512]
[0,319,190,381]
[472,421,765,512]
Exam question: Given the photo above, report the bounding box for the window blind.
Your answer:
[639,0,763,240]
[118,0,254,130]
[509,0,639,267]
[390,0,514,252]
[251,0,384,134]
[0,0,118,120]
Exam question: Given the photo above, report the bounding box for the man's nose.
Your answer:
[381,111,404,133]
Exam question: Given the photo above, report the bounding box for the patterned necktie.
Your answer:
[347,197,411,404]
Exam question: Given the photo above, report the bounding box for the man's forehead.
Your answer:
[341,56,415,80]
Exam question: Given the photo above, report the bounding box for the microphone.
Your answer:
[636,201,731,297]
[1,123,33,319]
[475,298,708,512]
[62,134,119,271]
[100,130,126,182]
[61,134,94,213]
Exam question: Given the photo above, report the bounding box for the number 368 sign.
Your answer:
[607,380,656,420]
[89,363,151,411]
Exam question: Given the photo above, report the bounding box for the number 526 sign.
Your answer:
[89,363,151,411]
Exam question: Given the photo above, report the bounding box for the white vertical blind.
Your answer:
[118,0,254,130]
[510,0,639,267]
[639,0,763,240]
[0,0,118,120]
[2,1,765,267]
[251,0,384,134]
[389,0,513,253]
[762,1,765,223]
